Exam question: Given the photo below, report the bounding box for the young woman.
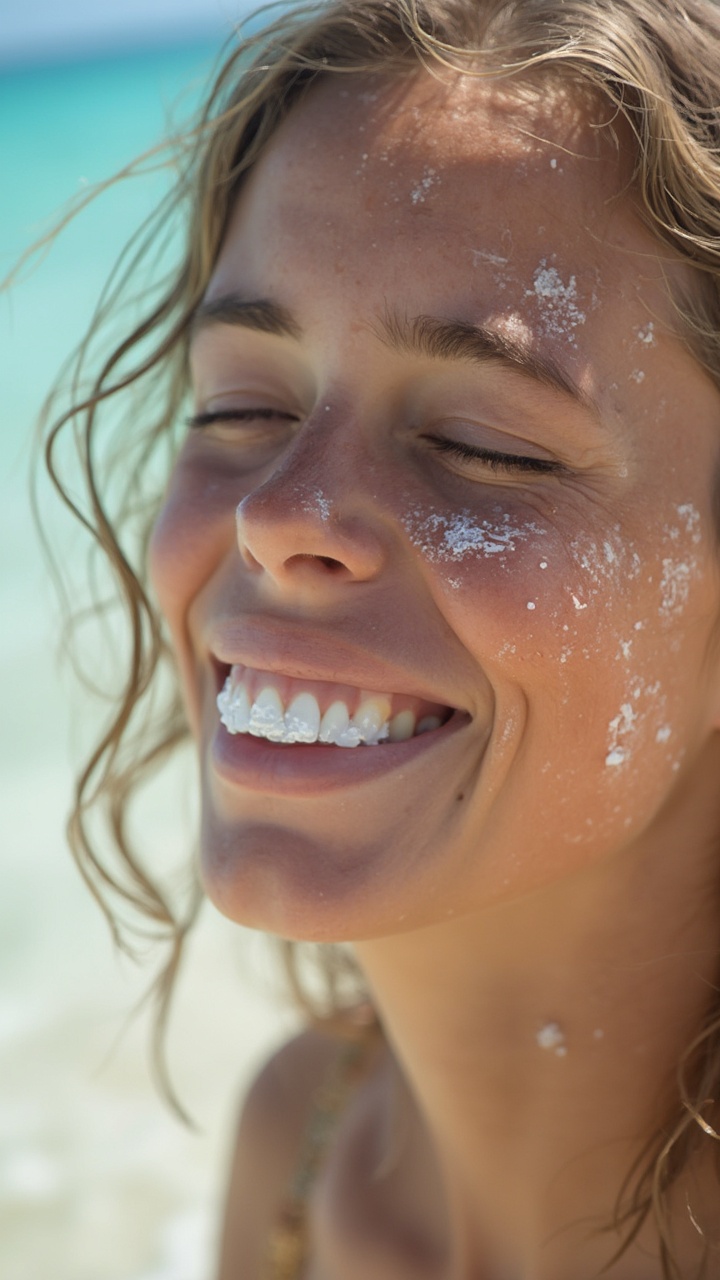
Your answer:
[46,0,720,1275]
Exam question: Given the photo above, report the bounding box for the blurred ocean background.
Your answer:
[0,5,297,1278]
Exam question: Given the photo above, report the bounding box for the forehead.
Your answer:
[215,69,677,336]
[209,70,698,420]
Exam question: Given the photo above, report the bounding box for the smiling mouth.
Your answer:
[216,664,455,746]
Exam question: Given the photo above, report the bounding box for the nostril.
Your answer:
[291,553,346,572]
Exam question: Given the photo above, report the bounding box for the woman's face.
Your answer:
[151,71,720,939]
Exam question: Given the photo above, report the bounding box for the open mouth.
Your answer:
[216,663,455,747]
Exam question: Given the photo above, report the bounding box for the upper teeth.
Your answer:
[216,670,443,747]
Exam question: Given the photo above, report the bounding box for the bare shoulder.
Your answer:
[214,1026,345,1280]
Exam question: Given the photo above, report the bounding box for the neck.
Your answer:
[355,795,720,1279]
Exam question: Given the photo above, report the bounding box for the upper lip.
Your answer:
[207,618,461,710]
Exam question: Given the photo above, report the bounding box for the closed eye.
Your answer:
[186,408,300,428]
[426,436,566,475]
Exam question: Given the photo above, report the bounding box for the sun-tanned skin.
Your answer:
[152,69,720,1279]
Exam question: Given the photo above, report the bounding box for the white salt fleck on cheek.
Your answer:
[403,507,544,563]
[636,322,655,346]
[572,594,588,611]
[539,560,548,570]
[659,559,693,618]
[676,502,702,545]
[605,702,637,769]
[527,259,586,347]
[526,601,536,610]
[410,166,438,204]
[630,369,646,384]
[537,1022,567,1056]
[656,725,672,744]
[550,157,558,169]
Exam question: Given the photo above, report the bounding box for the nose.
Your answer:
[235,425,387,592]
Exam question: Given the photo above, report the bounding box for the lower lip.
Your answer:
[210,712,468,796]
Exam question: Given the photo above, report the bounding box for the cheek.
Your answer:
[401,494,711,825]
[148,460,235,634]
[400,494,627,664]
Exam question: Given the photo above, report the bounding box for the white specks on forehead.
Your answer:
[527,259,587,348]
[495,312,533,344]
[403,506,544,563]
[472,248,509,268]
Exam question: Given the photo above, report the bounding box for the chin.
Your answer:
[198,812,400,941]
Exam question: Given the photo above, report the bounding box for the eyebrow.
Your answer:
[190,293,596,414]
[378,309,596,412]
[190,296,301,340]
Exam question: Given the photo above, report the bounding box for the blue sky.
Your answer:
[0,0,255,64]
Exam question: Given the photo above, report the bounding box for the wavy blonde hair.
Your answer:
[39,0,720,1269]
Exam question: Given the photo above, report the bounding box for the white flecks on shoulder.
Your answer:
[526,601,536,610]
[403,506,544,563]
[630,369,646,384]
[571,594,588,611]
[656,725,672,744]
[636,321,656,346]
[410,166,438,204]
[537,1022,567,1056]
[549,157,558,169]
[527,258,587,347]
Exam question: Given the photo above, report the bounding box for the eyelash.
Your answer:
[425,436,564,475]
[186,411,564,476]
[186,409,296,428]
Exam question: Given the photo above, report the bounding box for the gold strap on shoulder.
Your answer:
[266,1028,380,1280]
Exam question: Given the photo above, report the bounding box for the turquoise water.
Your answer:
[0,40,218,749]
[0,42,293,1280]
[1,41,218,437]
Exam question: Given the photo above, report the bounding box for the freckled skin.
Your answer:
[150,71,720,940]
